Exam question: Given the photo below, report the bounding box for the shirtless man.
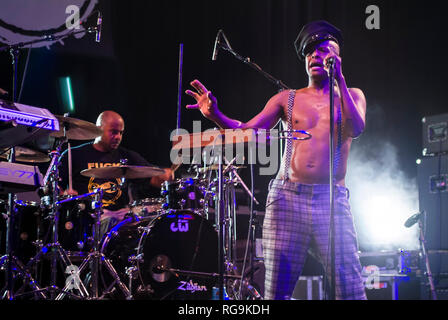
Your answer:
[60,111,173,236]
[185,21,367,300]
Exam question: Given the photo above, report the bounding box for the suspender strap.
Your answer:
[334,101,343,179]
[283,89,296,182]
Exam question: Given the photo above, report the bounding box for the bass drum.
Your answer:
[100,210,218,300]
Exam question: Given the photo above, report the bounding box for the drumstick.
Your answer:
[68,142,73,191]
[171,162,181,172]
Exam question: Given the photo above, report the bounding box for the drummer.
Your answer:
[58,110,174,236]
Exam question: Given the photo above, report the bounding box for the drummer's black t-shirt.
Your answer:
[58,142,154,211]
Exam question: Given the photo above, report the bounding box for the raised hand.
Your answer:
[185,79,219,120]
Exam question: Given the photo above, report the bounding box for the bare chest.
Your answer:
[285,95,342,133]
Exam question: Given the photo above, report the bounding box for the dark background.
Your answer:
[1,0,447,252]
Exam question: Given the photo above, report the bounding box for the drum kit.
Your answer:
[0,114,263,300]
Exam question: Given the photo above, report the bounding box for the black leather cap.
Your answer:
[294,20,343,61]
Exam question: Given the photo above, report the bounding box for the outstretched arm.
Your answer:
[185,79,285,130]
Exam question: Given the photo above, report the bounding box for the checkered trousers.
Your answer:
[262,179,367,300]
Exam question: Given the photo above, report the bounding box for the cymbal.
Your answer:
[0,146,50,163]
[80,165,166,179]
[51,115,103,140]
[197,164,246,174]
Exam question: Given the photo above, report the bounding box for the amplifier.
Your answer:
[416,155,448,249]
[359,250,421,300]
[422,113,448,155]
[420,250,448,300]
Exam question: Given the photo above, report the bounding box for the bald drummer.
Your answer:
[59,110,173,235]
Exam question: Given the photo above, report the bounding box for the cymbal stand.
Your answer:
[209,154,262,300]
[225,161,262,300]
[55,186,131,300]
[22,138,89,300]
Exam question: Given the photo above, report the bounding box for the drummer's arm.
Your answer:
[149,168,174,188]
[101,207,129,222]
[60,188,79,196]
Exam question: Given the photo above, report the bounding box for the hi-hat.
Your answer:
[81,165,166,179]
[0,146,50,163]
[51,115,103,140]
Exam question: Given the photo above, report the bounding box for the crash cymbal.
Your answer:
[80,165,166,179]
[51,115,103,140]
[0,146,50,163]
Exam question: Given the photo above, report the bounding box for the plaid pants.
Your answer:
[262,179,367,300]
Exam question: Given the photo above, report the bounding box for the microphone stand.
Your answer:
[213,31,291,299]
[418,213,437,300]
[216,36,290,92]
[328,59,336,301]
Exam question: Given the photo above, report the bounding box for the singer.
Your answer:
[186,20,367,300]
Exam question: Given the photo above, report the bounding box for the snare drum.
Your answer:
[130,198,164,217]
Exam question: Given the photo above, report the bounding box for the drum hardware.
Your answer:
[54,186,132,300]
[197,154,264,300]
[161,177,208,213]
[0,18,110,300]
[6,115,104,300]
[124,266,140,298]
[171,127,268,300]
[125,254,146,298]
[154,265,242,280]
[16,137,90,300]
[0,147,48,300]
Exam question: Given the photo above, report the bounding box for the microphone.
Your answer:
[212,30,222,61]
[95,11,102,43]
[404,211,424,228]
[326,57,335,68]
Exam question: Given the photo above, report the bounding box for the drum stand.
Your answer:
[55,187,131,300]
